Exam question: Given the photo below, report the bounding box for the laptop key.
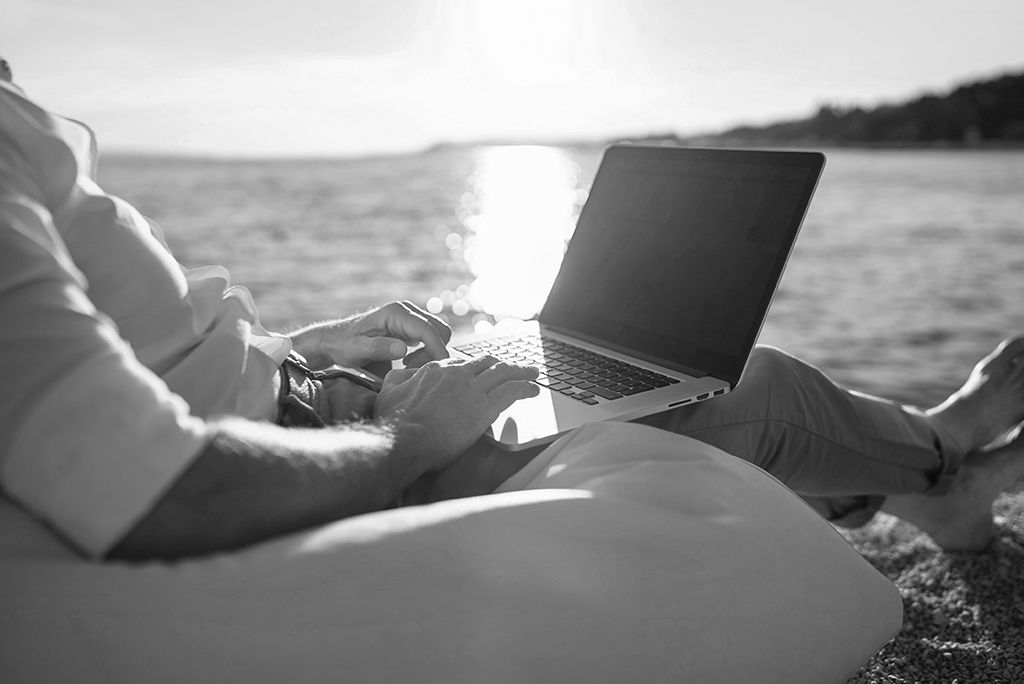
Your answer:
[620,384,655,396]
[590,386,624,400]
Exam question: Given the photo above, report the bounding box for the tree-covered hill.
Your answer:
[677,71,1024,147]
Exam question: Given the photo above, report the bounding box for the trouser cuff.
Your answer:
[925,417,967,496]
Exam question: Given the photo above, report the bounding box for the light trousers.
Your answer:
[636,345,963,526]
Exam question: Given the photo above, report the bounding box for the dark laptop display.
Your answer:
[541,146,825,387]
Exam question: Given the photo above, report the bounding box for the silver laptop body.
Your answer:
[452,145,826,450]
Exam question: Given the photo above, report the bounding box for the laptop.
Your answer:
[451,144,826,450]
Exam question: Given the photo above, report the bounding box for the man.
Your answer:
[2,68,1024,563]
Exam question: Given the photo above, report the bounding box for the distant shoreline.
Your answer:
[102,139,1024,163]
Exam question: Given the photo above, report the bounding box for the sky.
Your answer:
[4,0,1023,157]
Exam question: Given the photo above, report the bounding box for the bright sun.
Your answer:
[468,0,583,83]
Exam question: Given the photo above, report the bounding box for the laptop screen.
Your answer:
[540,145,825,386]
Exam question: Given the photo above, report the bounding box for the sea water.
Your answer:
[99,147,1024,407]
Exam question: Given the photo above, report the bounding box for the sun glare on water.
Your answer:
[458,146,584,325]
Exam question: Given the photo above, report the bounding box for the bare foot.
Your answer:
[926,336,1024,453]
[882,437,1024,551]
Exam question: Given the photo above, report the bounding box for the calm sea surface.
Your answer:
[99,147,1024,407]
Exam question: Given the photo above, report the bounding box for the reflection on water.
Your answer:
[455,146,584,328]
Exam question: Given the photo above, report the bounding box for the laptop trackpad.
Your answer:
[485,389,596,451]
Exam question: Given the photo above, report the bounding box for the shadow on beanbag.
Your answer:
[0,421,901,683]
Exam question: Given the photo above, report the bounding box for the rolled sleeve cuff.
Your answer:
[2,351,210,558]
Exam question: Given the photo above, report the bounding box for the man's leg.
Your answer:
[639,346,960,497]
[638,339,1024,546]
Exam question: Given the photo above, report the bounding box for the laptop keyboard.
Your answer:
[453,333,679,405]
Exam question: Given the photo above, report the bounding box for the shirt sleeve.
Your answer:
[0,196,210,558]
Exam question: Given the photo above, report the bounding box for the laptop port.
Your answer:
[697,393,710,401]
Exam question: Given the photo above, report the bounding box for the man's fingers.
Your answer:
[407,355,493,375]
[356,299,452,363]
[400,300,452,344]
[488,381,542,410]
[404,345,444,368]
[459,354,499,374]
[376,301,450,361]
[476,362,539,391]
[361,335,408,361]
[380,367,418,391]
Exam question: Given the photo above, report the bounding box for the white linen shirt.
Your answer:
[0,81,291,557]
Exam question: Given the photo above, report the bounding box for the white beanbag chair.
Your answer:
[0,422,900,683]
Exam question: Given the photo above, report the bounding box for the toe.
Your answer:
[995,335,1024,362]
[976,335,1024,380]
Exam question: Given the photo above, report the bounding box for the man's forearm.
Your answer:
[108,418,428,561]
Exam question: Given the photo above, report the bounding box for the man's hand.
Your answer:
[374,356,540,472]
[289,301,452,372]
